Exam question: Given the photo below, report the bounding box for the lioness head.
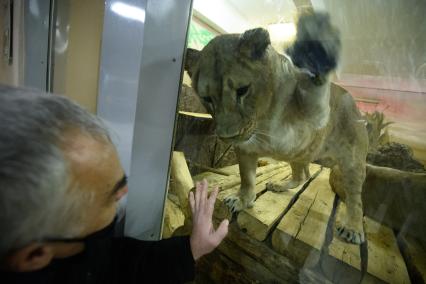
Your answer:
[185,28,277,143]
[184,13,340,144]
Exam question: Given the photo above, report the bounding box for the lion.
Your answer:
[184,13,368,245]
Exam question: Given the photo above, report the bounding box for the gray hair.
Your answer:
[0,85,111,258]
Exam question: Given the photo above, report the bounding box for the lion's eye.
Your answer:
[202,96,213,104]
[236,85,250,98]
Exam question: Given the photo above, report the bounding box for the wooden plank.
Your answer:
[162,197,185,238]
[237,164,321,241]
[170,151,194,218]
[215,164,291,220]
[196,247,264,284]
[179,110,212,119]
[323,202,410,284]
[194,162,286,192]
[213,222,333,284]
[362,218,410,284]
[217,238,285,283]
[272,168,335,266]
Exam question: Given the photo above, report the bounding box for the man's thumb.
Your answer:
[213,219,229,244]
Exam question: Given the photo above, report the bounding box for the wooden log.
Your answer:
[179,110,211,118]
[319,202,411,284]
[271,168,335,266]
[174,110,240,174]
[174,111,216,176]
[187,160,231,176]
[237,164,321,241]
[193,163,240,177]
[219,162,286,191]
[170,151,193,218]
[191,164,241,190]
[193,171,232,188]
[162,198,185,238]
[178,84,207,113]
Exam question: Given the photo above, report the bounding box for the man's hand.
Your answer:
[189,179,229,261]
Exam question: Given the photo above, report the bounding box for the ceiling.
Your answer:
[226,0,297,26]
[192,0,304,33]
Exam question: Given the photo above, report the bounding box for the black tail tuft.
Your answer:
[286,12,341,76]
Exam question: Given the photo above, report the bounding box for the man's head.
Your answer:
[0,85,128,271]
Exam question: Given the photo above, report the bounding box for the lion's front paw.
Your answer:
[224,194,255,213]
[336,225,365,245]
[266,179,302,192]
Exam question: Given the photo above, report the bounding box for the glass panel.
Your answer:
[166,0,426,282]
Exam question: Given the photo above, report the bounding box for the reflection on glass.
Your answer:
[267,22,296,43]
[167,0,426,283]
[111,2,145,23]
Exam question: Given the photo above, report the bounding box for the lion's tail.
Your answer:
[286,12,341,76]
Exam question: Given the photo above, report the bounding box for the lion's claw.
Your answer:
[336,225,365,244]
[223,194,254,213]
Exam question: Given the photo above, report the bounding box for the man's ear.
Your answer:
[286,12,341,77]
[238,28,271,60]
[4,243,54,272]
[184,48,200,78]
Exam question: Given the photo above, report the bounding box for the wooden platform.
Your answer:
[192,161,415,284]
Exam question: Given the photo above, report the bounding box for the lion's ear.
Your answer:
[184,48,200,78]
[286,12,341,77]
[238,28,271,60]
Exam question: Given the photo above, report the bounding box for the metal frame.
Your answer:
[97,0,193,240]
[2,0,14,65]
[46,0,56,92]
[23,0,51,90]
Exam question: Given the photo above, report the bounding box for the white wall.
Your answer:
[193,0,251,33]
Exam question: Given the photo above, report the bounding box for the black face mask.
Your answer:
[1,218,118,283]
[46,217,117,245]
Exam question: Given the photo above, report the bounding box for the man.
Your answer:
[0,85,229,283]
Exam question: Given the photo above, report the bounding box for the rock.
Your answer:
[367,142,426,173]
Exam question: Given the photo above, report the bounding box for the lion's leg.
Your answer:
[330,164,366,244]
[224,151,257,213]
[267,161,310,192]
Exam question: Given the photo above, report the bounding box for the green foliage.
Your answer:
[187,22,216,50]
[363,111,393,152]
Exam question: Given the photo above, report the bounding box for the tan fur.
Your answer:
[185,22,368,244]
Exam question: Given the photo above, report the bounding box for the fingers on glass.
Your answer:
[195,181,201,210]
[189,191,195,214]
[200,179,208,209]
[207,187,219,215]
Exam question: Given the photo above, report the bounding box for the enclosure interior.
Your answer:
[0,0,425,283]
[168,0,426,283]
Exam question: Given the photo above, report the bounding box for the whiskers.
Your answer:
[252,129,280,141]
[239,128,276,149]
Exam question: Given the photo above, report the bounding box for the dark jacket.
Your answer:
[2,236,195,284]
